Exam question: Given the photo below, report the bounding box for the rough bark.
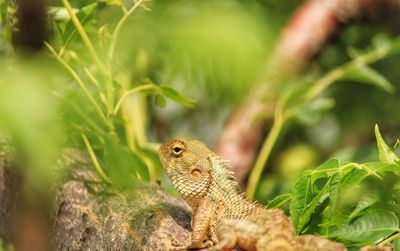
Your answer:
[0,142,20,245]
[0,145,192,251]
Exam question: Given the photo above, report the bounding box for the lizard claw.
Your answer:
[203,240,214,248]
[168,240,215,251]
[168,239,189,250]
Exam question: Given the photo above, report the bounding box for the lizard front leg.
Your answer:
[170,198,215,250]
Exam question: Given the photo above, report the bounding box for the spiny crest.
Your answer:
[209,153,240,192]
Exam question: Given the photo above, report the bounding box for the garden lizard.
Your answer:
[159,139,347,251]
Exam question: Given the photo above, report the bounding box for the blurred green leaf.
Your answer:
[347,47,365,59]
[0,59,62,192]
[131,151,150,181]
[328,209,398,243]
[348,192,378,220]
[49,19,65,50]
[375,124,399,164]
[296,98,335,126]
[155,94,167,108]
[159,85,196,108]
[63,3,97,47]
[48,7,71,21]
[104,138,150,185]
[394,236,400,251]
[98,0,122,6]
[342,66,395,94]
[339,168,368,193]
[372,34,392,50]
[267,193,291,208]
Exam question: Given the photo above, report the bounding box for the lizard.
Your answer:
[159,138,348,251]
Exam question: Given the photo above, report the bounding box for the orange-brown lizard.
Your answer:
[159,139,347,251]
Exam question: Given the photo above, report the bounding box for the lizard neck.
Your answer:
[206,155,245,205]
[206,154,261,218]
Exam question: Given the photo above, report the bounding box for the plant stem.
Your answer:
[61,0,117,120]
[247,110,285,198]
[81,133,112,184]
[45,42,110,127]
[105,0,146,120]
[52,91,105,135]
[61,0,106,74]
[113,83,158,115]
[84,68,102,92]
[108,0,145,62]
[306,41,395,101]
[378,230,400,247]
[246,38,400,199]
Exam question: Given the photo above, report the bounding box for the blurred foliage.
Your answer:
[0,0,200,191]
[0,0,400,249]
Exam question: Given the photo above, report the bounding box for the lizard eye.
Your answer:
[171,142,185,156]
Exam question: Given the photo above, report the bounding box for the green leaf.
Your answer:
[159,85,196,108]
[364,162,399,173]
[394,236,400,251]
[267,193,291,208]
[104,139,150,185]
[131,152,150,181]
[304,159,340,182]
[340,168,368,193]
[63,3,98,47]
[348,192,379,220]
[155,94,167,108]
[290,176,312,233]
[375,124,399,164]
[328,209,399,243]
[297,178,331,233]
[328,172,341,215]
[342,66,395,94]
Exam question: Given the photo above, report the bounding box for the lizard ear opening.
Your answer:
[190,167,202,177]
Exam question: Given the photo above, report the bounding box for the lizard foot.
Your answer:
[169,240,214,251]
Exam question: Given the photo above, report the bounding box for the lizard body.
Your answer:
[159,139,347,251]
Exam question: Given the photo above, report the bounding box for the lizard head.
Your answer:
[159,139,212,204]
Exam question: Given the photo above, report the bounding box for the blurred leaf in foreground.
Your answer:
[0,57,62,193]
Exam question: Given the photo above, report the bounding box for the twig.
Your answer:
[108,0,146,63]
[45,42,110,128]
[81,133,112,184]
[246,108,285,198]
[61,0,106,74]
[113,84,158,115]
[52,91,106,135]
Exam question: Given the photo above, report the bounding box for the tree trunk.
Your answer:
[0,145,192,251]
